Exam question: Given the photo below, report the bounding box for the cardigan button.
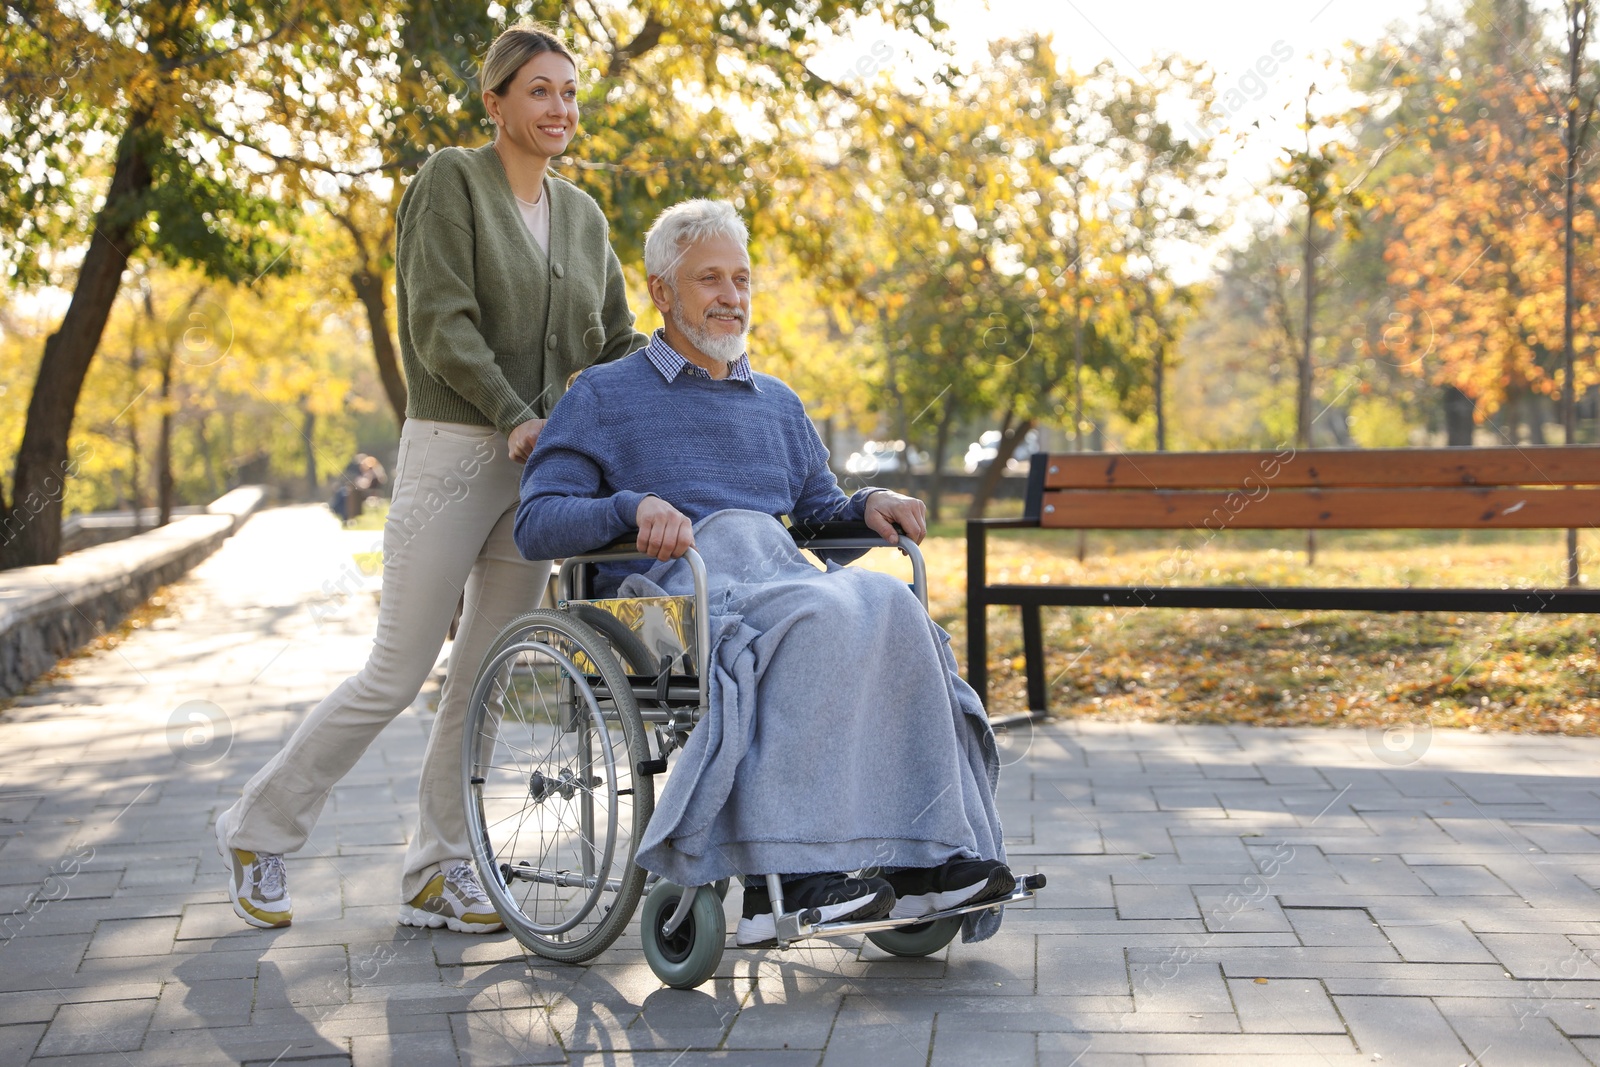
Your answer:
[546,332,557,349]
[552,262,565,278]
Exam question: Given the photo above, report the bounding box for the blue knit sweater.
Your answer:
[515,351,878,564]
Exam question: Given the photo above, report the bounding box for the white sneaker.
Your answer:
[399,860,504,934]
[735,873,894,947]
[215,814,292,928]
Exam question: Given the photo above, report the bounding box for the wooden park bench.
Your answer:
[965,445,1600,716]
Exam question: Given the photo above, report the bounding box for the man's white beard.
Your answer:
[672,301,747,364]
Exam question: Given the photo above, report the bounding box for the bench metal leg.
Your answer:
[1021,603,1047,714]
[966,520,988,706]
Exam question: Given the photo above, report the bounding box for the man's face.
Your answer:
[653,234,751,364]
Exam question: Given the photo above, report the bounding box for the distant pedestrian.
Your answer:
[332,453,386,524]
[215,22,647,933]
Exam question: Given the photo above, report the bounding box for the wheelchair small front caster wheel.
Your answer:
[867,916,961,958]
[641,881,725,989]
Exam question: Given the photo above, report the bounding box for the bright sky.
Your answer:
[938,0,1433,79]
[813,0,1441,280]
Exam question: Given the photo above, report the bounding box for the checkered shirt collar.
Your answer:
[645,329,755,387]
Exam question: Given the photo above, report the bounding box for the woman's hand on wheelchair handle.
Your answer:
[863,490,928,545]
[635,495,696,560]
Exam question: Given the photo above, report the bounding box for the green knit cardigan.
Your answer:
[394,143,648,433]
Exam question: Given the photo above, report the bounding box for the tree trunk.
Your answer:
[1444,385,1476,445]
[350,267,407,427]
[1299,218,1317,450]
[1526,391,1549,445]
[968,412,1034,520]
[1144,278,1168,452]
[157,350,175,527]
[1,119,152,569]
[1562,0,1588,585]
[127,416,143,535]
[1153,338,1167,452]
[302,405,319,499]
[196,413,220,499]
[1321,404,1355,448]
[927,402,955,522]
[1074,278,1088,562]
[1301,205,1319,566]
[224,412,237,486]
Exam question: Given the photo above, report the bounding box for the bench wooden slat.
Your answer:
[1038,487,1600,529]
[981,583,1600,613]
[1040,446,1600,490]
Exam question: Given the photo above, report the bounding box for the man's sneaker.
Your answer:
[735,872,895,947]
[215,815,292,929]
[883,858,1015,919]
[399,861,504,934]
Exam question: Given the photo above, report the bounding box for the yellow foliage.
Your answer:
[4,240,380,515]
[1382,75,1600,418]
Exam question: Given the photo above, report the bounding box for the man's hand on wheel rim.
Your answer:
[635,495,695,561]
[863,490,928,545]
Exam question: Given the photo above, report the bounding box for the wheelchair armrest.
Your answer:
[787,519,902,547]
[561,533,649,562]
[594,532,641,553]
[576,524,902,554]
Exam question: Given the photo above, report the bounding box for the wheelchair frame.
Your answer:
[461,523,1043,988]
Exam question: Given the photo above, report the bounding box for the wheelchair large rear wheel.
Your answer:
[463,609,653,962]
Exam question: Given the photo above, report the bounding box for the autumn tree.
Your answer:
[1382,75,1600,434]
[41,255,372,521]
[818,37,1144,518]
[1362,0,1574,441]
[0,0,377,567]
[1094,57,1226,451]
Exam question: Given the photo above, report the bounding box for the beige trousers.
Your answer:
[222,418,551,900]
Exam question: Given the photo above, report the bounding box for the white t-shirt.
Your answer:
[516,189,550,255]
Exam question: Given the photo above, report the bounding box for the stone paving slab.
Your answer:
[2,504,1600,1064]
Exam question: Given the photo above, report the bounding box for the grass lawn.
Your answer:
[350,497,1600,734]
[859,521,1600,735]
[345,499,389,532]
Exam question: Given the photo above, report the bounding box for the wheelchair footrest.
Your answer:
[784,878,1043,942]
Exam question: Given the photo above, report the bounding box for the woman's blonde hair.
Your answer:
[480,22,575,99]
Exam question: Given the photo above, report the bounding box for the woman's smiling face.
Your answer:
[485,50,579,159]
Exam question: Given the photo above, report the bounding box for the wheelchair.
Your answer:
[460,520,1044,988]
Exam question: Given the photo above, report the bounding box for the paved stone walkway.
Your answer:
[3,505,1600,1065]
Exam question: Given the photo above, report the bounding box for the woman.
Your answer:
[215,23,647,932]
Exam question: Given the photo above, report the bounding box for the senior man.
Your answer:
[514,199,1012,945]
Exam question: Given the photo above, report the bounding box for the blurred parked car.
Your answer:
[963,428,1040,474]
[844,440,932,476]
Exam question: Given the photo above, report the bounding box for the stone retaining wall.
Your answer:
[59,506,210,554]
[0,486,264,698]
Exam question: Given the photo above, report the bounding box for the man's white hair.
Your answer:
[643,199,750,287]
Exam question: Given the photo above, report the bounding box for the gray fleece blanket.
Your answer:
[624,509,1006,941]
